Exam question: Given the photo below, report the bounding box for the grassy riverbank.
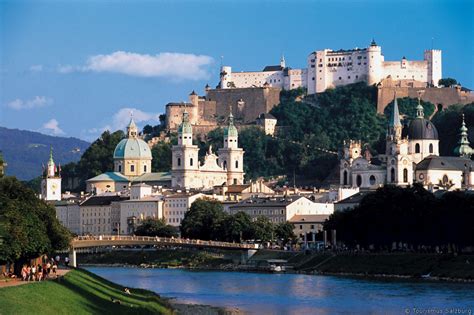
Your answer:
[0,269,172,315]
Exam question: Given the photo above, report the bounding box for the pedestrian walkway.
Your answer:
[0,269,70,288]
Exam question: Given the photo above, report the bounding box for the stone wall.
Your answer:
[377,79,474,113]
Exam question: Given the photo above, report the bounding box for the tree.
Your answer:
[384,97,435,120]
[275,222,296,244]
[142,124,154,135]
[218,211,254,242]
[0,177,71,266]
[180,198,227,240]
[135,218,178,237]
[251,216,274,242]
[151,142,172,172]
[438,78,457,87]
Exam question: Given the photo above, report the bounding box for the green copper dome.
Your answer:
[224,112,238,137]
[114,138,152,159]
[178,111,193,134]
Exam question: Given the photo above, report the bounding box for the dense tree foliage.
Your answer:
[438,78,457,87]
[151,142,172,172]
[0,177,71,264]
[180,199,294,243]
[432,103,474,156]
[383,97,435,120]
[134,218,179,237]
[324,185,474,251]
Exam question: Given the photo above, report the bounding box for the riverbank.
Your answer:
[0,268,173,314]
[78,249,474,282]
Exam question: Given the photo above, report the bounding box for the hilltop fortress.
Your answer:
[165,41,473,133]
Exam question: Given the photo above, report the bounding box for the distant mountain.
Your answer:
[0,127,90,180]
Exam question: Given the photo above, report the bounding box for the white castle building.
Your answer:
[41,147,62,201]
[220,40,442,94]
[340,95,474,190]
[171,110,245,189]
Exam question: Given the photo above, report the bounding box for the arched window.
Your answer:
[390,168,395,182]
[118,165,122,172]
[415,143,420,153]
[235,160,239,168]
[343,170,348,185]
[223,160,227,170]
[144,165,147,172]
[442,175,449,184]
[403,168,408,183]
[429,143,433,154]
[356,175,362,187]
[369,175,376,186]
[190,158,193,166]
[177,158,181,166]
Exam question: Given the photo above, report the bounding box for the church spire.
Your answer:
[454,114,473,158]
[127,111,138,138]
[280,54,286,68]
[389,92,402,141]
[416,91,424,118]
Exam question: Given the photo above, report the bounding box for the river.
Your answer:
[87,267,473,314]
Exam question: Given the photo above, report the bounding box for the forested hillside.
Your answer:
[0,127,90,180]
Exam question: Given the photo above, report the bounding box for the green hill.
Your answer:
[0,127,90,180]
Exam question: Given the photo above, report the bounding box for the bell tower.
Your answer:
[41,146,62,201]
[218,109,245,185]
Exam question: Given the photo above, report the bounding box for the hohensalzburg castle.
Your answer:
[220,40,442,94]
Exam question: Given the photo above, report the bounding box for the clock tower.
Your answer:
[41,146,62,201]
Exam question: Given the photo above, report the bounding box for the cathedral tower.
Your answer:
[454,114,473,158]
[41,146,62,201]
[171,110,200,188]
[218,111,245,185]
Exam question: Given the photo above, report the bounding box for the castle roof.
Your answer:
[262,65,284,72]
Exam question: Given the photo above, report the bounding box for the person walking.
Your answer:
[21,265,28,281]
[37,264,43,281]
[30,265,36,281]
[52,263,57,276]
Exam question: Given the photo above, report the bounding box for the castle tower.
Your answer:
[171,110,200,188]
[424,49,442,87]
[454,114,474,158]
[218,111,244,185]
[280,55,286,68]
[366,39,384,86]
[41,146,61,201]
[220,66,232,89]
[189,90,199,106]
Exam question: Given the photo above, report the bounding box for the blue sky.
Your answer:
[1,0,473,141]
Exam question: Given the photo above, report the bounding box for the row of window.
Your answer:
[117,164,147,173]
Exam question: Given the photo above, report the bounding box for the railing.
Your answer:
[72,235,258,249]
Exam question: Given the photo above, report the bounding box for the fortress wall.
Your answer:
[377,85,474,114]
[206,87,281,123]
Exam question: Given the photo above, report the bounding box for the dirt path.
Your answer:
[0,268,70,288]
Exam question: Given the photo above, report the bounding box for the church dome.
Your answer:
[407,118,438,140]
[113,138,152,159]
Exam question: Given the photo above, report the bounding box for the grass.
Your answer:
[0,269,172,315]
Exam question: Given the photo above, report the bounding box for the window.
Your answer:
[429,143,433,153]
[403,168,408,183]
[233,178,237,185]
[118,165,122,172]
[223,160,227,170]
[190,158,193,166]
[343,170,348,186]
[442,175,449,184]
[235,160,239,168]
[356,175,362,187]
[130,164,135,172]
[391,168,395,182]
[300,225,303,230]
[369,175,376,186]
[415,143,421,153]
[144,165,147,172]
[339,77,342,80]
[177,158,181,166]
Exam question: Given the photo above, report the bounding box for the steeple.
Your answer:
[178,108,193,146]
[127,112,138,138]
[416,90,425,119]
[370,38,377,47]
[389,92,402,140]
[47,145,56,178]
[280,54,286,68]
[454,114,473,158]
[224,106,238,149]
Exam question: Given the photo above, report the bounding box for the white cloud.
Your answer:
[7,96,53,110]
[42,119,65,135]
[112,107,160,131]
[59,51,213,80]
[29,64,43,72]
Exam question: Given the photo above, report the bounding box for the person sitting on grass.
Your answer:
[124,288,131,295]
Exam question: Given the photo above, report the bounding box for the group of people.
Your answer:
[20,255,69,282]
